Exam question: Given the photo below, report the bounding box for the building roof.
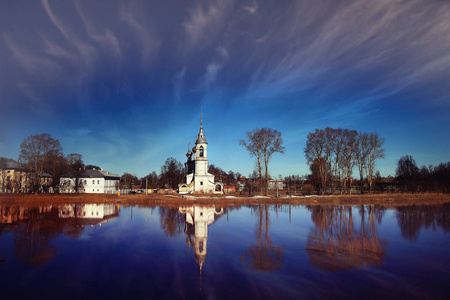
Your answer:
[63,168,120,179]
[83,169,120,179]
[0,157,20,170]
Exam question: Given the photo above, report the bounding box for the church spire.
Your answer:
[195,108,207,145]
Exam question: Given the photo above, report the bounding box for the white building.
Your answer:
[180,114,222,194]
[60,168,120,194]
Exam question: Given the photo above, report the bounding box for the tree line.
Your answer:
[304,127,385,194]
[122,157,243,190]
[395,155,450,193]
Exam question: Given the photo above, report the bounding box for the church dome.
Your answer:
[195,128,208,145]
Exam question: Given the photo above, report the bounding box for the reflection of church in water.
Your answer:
[179,205,223,274]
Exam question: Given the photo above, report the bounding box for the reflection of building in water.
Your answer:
[305,205,386,272]
[0,204,52,224]
[0,203,120,265]
[58,204,120,227]
[179,205,223,274]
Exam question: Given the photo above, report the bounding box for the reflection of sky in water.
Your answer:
[0,204,449,299]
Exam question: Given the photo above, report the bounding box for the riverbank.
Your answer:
[1,193,449,207]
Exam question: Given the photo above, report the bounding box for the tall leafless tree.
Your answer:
[304,129,327,194]
[306,128,384,194]
[365,133,385,193]
[240,129,264,194]
[241,128,285,196]
[18,133,63,193]
[341,130,358,194]
[356,132,370,194]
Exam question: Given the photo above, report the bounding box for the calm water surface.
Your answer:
[0,202,449,299]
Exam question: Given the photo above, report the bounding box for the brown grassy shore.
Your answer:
[1,193,449,208]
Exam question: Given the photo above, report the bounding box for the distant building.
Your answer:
[268,179,285,191]
[0,157,52,193]
[60,168,120,194]
[179,113,222,194]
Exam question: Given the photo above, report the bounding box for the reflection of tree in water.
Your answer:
[241,205,284,272]
[13,207,59,265]
[2,203,119,265]
[305,205,386,272]
[158,207,186,237]
[396,203,450,241]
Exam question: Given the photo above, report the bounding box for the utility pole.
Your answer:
[146,177,148,195]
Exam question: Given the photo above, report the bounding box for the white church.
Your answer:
[178,114,223,194]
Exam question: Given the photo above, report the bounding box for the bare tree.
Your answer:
[365,133,385,193]
[240,129,264,193]
[395,155,419,193]
[341,129,358,194]
[18,133,63,194]
[304,129,327,194]
[241,128,285,196]
[160,157,184,190]
[66,153,85,193]
[356,132,370,194]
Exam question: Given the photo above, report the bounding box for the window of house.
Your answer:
[97,180,100,184]
[93,180,95,184]
[84,180,87,185]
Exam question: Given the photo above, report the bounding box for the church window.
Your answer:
[200,181,203,185]
[199,146,204,157]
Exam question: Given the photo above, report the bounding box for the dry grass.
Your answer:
[1,192,449,208]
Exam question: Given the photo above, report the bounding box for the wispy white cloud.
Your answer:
[242,1,258,15]
[244,0,450,107]
[119,2,160,66]
[173,66,186,103]
[41,0,97,70]
[183,0,234,52]
[3,33,62,77]
[198,62,222,90]
[74,1,121,62]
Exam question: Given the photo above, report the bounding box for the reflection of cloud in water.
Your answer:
[305,205,387,272]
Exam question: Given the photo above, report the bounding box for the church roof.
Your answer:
[195,127,208,144]
[195,113,208,144]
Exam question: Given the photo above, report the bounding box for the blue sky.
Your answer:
[1,0,449,178]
